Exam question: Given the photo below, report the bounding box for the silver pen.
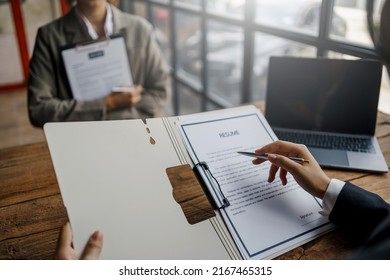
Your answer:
[237,151,309,164]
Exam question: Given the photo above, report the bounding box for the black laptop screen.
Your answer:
[265,57,382,135]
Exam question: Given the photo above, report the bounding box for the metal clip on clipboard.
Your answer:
[74,36,111,51]
[194,162,230,209]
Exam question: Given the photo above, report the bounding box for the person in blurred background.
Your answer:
[28,0,170,128]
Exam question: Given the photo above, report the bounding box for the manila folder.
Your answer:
[44,118,234,259]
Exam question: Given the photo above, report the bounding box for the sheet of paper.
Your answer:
[177,106,333,259]
[61,36,133,101]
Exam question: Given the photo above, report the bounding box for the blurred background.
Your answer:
[1,0,389,149]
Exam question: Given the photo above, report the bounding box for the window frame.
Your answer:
[122,0,380,115]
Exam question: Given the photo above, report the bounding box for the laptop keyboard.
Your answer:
[274,130,375,153]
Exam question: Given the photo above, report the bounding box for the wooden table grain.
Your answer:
[1,111,390,260]
[0,142,67,259]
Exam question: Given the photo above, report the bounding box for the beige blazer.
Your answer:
[28,5,170,127]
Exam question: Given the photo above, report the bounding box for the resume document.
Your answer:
[177,107,333,259]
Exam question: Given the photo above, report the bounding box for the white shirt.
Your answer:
[78,4,113,39]
[320,178,345,216]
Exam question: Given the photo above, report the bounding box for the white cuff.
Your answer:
[319,178,345,216]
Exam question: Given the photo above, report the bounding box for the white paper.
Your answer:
[177,106,333,259]
[61,36,133,101]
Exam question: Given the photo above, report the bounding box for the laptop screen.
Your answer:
[265,57,382,135]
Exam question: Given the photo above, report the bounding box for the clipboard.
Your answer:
[61,34,133,101]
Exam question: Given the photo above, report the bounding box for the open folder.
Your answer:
[44,105,333,260]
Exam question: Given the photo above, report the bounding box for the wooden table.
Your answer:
[1,111,390,260]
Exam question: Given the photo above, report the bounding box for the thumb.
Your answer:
[80,230,104,260]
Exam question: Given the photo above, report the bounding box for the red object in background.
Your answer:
[0,0,29,94]
[60,0,70,15]
[0,0,69,94]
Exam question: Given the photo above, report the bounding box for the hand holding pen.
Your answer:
[241,141,331,199]
[238,151,309,164]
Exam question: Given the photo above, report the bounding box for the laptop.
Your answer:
[265,56,388,173]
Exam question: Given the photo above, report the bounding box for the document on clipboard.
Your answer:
[176,108,334,260]
[61,35,133,101]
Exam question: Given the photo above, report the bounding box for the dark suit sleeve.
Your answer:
[329,182,390,243]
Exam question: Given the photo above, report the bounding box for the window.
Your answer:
[126,0,387,115]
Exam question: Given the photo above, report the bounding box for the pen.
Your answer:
[237,151,309,164]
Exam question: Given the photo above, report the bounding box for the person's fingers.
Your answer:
[268,163,279,182]
[128,85,142,105]
[256,140,308,159]
[58,222,73,249]
[80,230,104,260]
[279,168,288,185]
[134,84,143,92]
[268,153,330,198]
[131,93,141,104]
[268,153,298,186]
[256,140,292,155]
[269,152,299,169]
[54,222,77,260]
[252,158,266,165]
[252,141,331,199]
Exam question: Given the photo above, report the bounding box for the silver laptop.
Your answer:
[265,56,388,173]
